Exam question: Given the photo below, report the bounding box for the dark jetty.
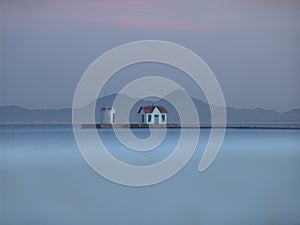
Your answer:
[81,123,300,129]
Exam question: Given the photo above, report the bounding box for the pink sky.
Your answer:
[1,0,224,31]
[1,0,300,111]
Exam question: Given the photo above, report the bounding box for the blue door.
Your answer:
[154,115,159,124]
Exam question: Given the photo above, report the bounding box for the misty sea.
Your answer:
[1,125,300,225]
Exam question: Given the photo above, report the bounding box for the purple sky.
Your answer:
[1,0,300,112]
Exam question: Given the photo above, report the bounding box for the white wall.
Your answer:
[139,107,167,124]
[101,108,115,124]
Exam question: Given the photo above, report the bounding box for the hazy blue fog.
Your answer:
[1,127,300,225]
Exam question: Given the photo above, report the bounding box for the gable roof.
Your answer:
[138,105,167,114]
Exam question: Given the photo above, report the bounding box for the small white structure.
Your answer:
[101,107,115,124]
[138,106,167,125]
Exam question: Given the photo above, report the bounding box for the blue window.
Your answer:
[148,114,152,122]
[142,115,144,123]
[161,114,165,122]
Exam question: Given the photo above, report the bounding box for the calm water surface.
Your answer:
[1,126,300,225]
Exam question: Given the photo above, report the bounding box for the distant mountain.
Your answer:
[0,91,299,124]
[0,105,72,124]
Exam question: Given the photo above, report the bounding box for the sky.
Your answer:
[1,0,300,112]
